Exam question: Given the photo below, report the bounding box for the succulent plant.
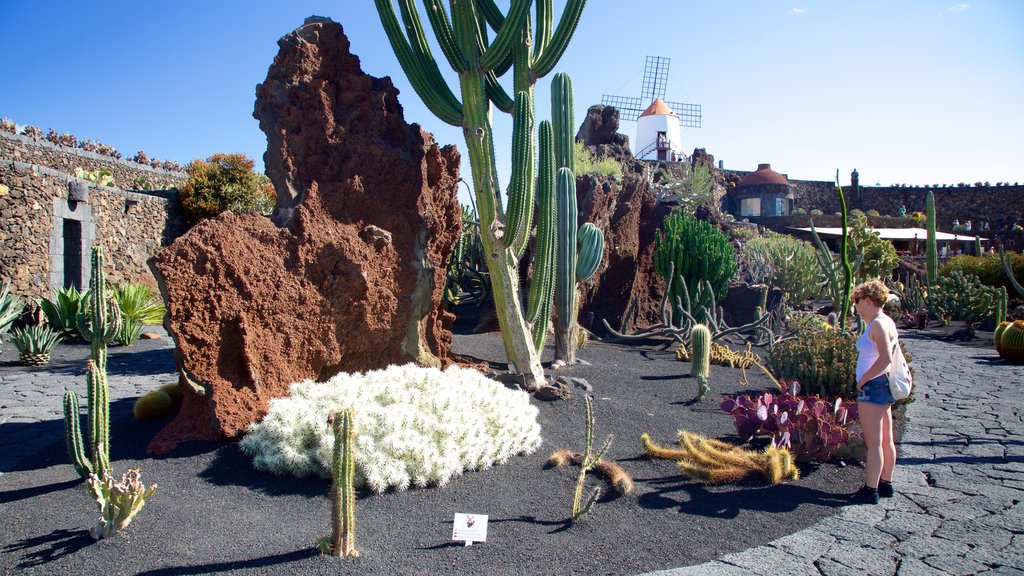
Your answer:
[719,381,864,463]
[318,408,359,558]
[37,286,89,340]
[10,324,63,366]
[87,468,156,539]
[0,281,25,342]
[653,211,737,326]
[769,330,858,399]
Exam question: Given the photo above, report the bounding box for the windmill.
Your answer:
[602,56,702,127]
[601,56,701,161]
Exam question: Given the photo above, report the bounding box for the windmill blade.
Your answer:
[665,100,702,128]
[640,55,670,102]
[601,95,643,121]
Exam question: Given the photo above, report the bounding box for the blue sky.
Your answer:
[2,1,1021,205]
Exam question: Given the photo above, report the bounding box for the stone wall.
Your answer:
[0,146,186,299]
[0,131,184,191]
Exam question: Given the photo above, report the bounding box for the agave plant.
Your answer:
[0,282,25,341]
[112,283,165,345]
[10,324,63,366]
[38,286,90,339]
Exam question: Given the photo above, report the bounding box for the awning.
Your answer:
[789,226,987,242]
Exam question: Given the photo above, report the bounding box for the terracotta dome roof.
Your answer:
[638,98,677,118]
[739,163,789,186]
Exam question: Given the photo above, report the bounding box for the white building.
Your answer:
[634,98,684,162]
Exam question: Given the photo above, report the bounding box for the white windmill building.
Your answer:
[602,56,701,162]
[635,98,684,162]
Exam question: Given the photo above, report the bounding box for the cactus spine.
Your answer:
[329,409,358,558]
[376,0,587,390]
[926,191,937,287]
[63,246,111,478]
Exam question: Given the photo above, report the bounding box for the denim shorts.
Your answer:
[858,375,895,405]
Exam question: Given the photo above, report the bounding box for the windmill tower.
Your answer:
[602,56,701,162]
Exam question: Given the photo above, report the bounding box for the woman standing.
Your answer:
[850,279,899,504]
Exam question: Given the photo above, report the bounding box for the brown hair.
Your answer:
[852,279,890,307]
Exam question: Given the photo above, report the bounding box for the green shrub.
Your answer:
[940,254,1024,295]
[769,330,857,399]
[574,141,622,183]
[178,153,275,225]
[809,209,823,216]
[742,231,824,302]
[792,208,807,216]
[37,286,88,339]
[849,209,866,219]
[866,209,880,217]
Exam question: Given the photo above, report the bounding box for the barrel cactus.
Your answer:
[996,320,1024,363]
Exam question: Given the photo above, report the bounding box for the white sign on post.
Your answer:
[452,513,488,546]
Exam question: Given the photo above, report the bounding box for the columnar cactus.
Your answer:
[329,408,358,558]
[376,0,588,390]
[64,246,111,478]
[837,184,853,330]
[926,191,937,287]
[551,73,604,367]
[690,324,710,378]
[690,324,711,401]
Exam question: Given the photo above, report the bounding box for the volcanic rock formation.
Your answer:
[574,105,670,333]
[147,17,461,453]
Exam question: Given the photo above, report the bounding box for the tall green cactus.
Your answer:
[63,246,111,478]
[926,191,937,287]
[837,185,853,331]
[551,72,604,366]
[376,0,588,390]
[329,408,358,558]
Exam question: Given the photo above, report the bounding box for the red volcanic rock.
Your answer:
[147,17,461,453]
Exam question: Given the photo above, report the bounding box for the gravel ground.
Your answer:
[0,332,870,575]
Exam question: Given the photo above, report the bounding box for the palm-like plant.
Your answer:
[112,283,165,346]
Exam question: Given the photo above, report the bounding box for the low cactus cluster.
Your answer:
[641,430,799,485]
[769,330,858,399]
[719,381,864,463]
[928,270,1002,325]
[995,320,1024,363]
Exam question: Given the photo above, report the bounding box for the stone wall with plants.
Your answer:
[0,160,185,299]
[0,131,185,191]
[723,168,1024,232]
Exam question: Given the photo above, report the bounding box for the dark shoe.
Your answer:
[878,480,894,498]
[849,485,879,505]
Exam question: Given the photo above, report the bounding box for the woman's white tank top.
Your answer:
[856,315,896,381]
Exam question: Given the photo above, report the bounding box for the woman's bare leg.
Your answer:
[880,405,897,481]
[858,401,885,488]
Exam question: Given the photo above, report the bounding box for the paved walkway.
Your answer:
[1,331,1022,574]
[0,328,178,473]
[644,332,1024,576]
